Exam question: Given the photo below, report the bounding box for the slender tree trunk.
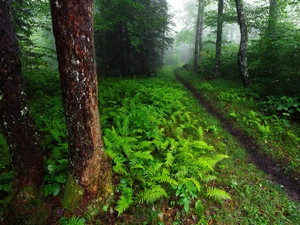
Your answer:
[50,0,113,210]
[215,0,224,78]
[235,0,250,87]
[268,0,278,36]
[193,0,202,73]
[0,0,45,222]
[198,2,204,55]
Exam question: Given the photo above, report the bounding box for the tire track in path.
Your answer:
[175,70,300,203]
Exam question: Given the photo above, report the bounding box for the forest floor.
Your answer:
[1,68,300,224]
[174,69,300,203]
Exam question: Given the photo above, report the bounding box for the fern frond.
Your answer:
[133,151,153,160]
[113,156,128,175]
[197,127,203,139]
[206,187,231,200]
[193,140,214,151]
[144,163,163,179]
[165,151,174,168]
[201,175,217,182]
[116,187,134,215]
[153,168,178,186]
[138,140,153,149]
[136,185,168,204]
[185,177,201,192]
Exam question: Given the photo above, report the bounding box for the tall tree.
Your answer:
[235,0,250,87]
[193,0,203,73]
[50,0,113,210]
[198,1,204,55]
[215,0,224,77]
[268,0,278,35]
[0,0,44,220]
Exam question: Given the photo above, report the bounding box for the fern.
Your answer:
[153,168,178,186]
[136,184,168,204]
[206,187,231,201]
[165,151,174,168]
[133,151,153,160]
[116,186,134,215]
[99,75,230,216]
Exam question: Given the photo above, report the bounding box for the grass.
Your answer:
[177,68,300,179]
[173,69,300,224]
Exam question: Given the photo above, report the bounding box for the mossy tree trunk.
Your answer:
[235,0,250,87]
[0,0,45,222]
[50,0,113,211]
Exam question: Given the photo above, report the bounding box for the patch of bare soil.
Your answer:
[175,70,300,203]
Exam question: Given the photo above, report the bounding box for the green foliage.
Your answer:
[59,216,86,225]
[23,69,68,197]
[249,23,300,96]
[44,159,68,196]
[100,71,229,215]
[0,131,11,191]
[206,187,231,201]
[262,96,300,119]
[94,0,173,76]
[0,171,12,192]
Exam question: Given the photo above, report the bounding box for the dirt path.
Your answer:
[175,70,300,203]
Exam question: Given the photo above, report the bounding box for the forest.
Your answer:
[0,0,299,224]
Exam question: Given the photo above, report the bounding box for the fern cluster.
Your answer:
[99,72,230,215]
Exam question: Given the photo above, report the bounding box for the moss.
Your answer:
[62,173,84,211]
[3,186,50,224]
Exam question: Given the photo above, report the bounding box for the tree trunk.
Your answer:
[193,0,202,73]
[50,0,113,211]
[235,0,250,87]
[0,0,45,222]
[268,0,278,36]
[0,0,44,194]
[215,0,224,78]
[199,3,204,54]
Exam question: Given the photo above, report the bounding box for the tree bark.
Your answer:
[0,0,44,192]
[50,0,113,210]
[193,0,202,73]
[215,0,224,78]
[268,0,278,36]
[235,0,250,87]
[0,1,45,222]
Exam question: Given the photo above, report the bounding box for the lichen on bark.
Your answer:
[50,0,113,213]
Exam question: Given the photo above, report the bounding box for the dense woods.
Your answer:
[0,0,299,224]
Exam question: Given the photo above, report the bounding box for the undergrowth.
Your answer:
[1,68,299,224]
[98,71,230,217]
[177,68,300,179]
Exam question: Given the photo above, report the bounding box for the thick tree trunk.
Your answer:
[0,0,44,193]
[235,0,250,87]
[0,0,45,222]
[50,0,113,210]
[215,0,224,78]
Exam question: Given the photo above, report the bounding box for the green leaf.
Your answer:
[44,182,61,196]
[3,183,12,192]
[54,173,67,183]
[195,200,204,215]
